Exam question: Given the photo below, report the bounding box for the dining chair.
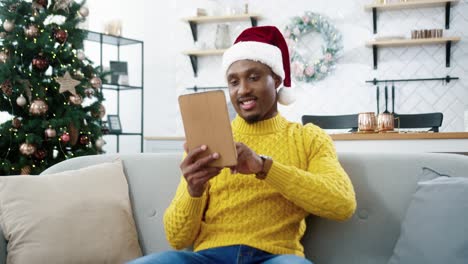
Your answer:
[394,112,443,132]
[301,114,359,132]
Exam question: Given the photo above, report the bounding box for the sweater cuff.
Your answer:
[177,189,207,216]
[264,161,294,191]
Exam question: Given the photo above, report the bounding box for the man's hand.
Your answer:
[230,142,263,175]
[180,143,222,197]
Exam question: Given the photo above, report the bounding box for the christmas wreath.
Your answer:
[284,12,343,83]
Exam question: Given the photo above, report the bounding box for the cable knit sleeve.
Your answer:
[264,125,356,221]
[163,176,208,249]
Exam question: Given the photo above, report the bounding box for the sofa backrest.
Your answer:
[2,152,468,264]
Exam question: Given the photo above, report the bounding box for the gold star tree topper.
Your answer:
[56,71,80,95]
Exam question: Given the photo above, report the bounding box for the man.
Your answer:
[129,26,356,264]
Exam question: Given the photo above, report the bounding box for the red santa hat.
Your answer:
[222,26,295,105]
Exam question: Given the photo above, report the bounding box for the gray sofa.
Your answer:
[1,152,468,264]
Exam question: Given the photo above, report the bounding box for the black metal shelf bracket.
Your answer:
[250,17,258,27]
[372,8,377,34]
[189,22,198,42]
[373,45,378,69]
[189,55,198,77]
[366,75,460,85]
[446,40,452,67]
[445,2,451,29]
[186,86,227,92]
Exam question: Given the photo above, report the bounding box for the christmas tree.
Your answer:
[0,0,107,175]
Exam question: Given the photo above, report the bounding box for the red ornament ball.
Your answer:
[32,54,49,71]
[34,149,47,160]
[34,0,48,8]
[1,80,13,96]
[54,29,68,44]
[60,133,70,143]
[79,134,90,145]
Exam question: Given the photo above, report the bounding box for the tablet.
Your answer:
[178,90,238,167]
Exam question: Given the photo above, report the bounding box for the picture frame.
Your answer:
[107,114,122,134]
[109,61,128,85]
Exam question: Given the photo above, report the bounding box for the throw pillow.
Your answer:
[0,160,142,264]
[388,167,468,264]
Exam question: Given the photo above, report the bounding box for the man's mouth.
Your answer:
[239,98,257,110]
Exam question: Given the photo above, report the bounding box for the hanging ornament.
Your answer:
[8,3,20,12]
[21,165,32,175]
[84,87,95,98]
[16,94,27,107]
[11,117,22,129]
[20,143,36,156]
[3,20,15,32]
[54,29,68,44]
[60,132,70,143]
[29,99,48,116]
[69,123,79,146]
[1,80,13,96]
[95,137,106,149]
[90,76,102,89]
[72,69,84,80]
[78,6,89,17]
[34,149,47,160]
[45,127,57,138]
[24,24,40,38]
[53,0,72,13]
[56,71,80,95]
[32,54,49,71]
[79,134,90,145]
[92,104,106,119]
[0,32,6,39]
[69,94,82,105]
[33,0,49,9]
[76,50,86,60]
[0,51,8,63]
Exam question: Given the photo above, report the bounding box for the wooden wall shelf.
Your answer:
[182,14,261,42]
[365,0,459,34]
[182,49,227,77]
[367,37,460,69]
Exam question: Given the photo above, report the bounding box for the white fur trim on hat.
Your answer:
[222,41,285,80]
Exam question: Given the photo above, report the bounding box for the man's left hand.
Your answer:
[230,142,263,175]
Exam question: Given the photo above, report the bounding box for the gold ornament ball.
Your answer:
[24,24,39,38]
[69,94,83,105]
[29,99,49,116]
[0,51,8,63]
[72,69,84,80]
[45,128,57,138]
[3,20,15,32]
[95,138,106,149]
[21,165,32,175]
[90,76,102,89]
[92,104,106,119]
[79,6,89,17]
[16,94,27,107]
[20,143,36,156]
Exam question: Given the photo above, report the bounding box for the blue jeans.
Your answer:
[127,245,313,264]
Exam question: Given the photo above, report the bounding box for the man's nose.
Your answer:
[238,80,251,95]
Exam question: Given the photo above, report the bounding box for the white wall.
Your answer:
[39,0,468,153]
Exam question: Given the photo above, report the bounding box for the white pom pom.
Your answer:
[278,87,295,105]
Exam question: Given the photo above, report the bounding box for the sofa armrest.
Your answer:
[0,227,6,264]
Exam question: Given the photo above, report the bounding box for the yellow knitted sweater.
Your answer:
[164,114,356,256]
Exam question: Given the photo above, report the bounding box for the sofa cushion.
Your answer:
[0,160,142,264]
[388,167,468,264]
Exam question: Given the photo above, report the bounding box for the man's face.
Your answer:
[226,60,281,123]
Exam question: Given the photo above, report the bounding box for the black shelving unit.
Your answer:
[84,30,144,153]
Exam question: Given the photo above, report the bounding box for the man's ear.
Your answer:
[273,74,282,89]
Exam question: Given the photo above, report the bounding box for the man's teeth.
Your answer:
[242,100,255,105]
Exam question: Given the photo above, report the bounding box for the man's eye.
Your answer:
[249,75,259,81]
[229,80,238,86]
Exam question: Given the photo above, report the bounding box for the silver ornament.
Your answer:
[0,51,8,63]
[95,138,106,149]
[79,6,89,17]
[16,94,27,107]
[77,50,86,60]
[3,20,15,32]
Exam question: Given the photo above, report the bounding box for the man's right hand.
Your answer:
[180,143,222,197]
